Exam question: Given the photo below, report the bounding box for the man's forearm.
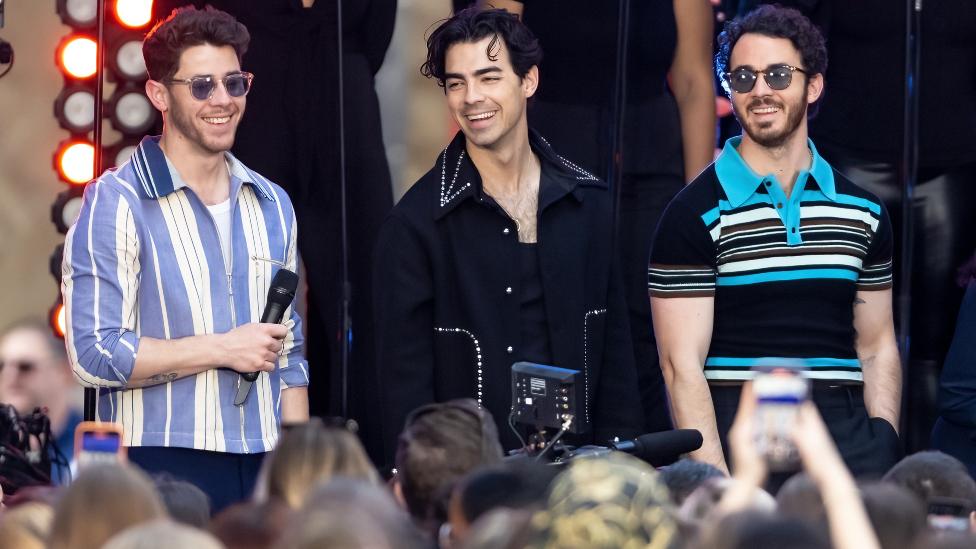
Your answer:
[664,361,728,472]
[127,335,220,387]
[860,343,902,429]
[281,387,310,423]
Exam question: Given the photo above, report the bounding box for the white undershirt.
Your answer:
[207,198,233,273]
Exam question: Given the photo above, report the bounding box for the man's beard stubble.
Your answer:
[737,95,807,149]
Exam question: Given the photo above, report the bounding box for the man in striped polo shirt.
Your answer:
[62,7,308,510]
[649,5,901,477]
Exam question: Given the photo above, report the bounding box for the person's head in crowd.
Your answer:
[209,499,291,549]
[0,320,77,424]
[395,398,504,537]
[102,519,224,549]
[48,463,167,549]
[884,451,976,530]
[524,453,679,549]
[154,475,211,528]
[860,482,928,549]
[142,6,252,156]
[715,5,827,147]
[461,508,535,549]
[659,458,726,506]
[276,478,425,549]
[0,501,54,549]
[678,476,776,526]
[775,473,826,530]
[261,418,378,509]
[421,6,542,152]
[697,510,830,549]
[446,460,559,546]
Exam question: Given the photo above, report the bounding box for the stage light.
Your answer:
[57,0,98,28]
[110,39,146,80]
[50,300,67,339]
[56,141,95,184]
[108,89,155,134]
[58,35,97,79]
[52,187,85,234]
[109,142,137,167]
[54,86,96,133]
[115,0,153,29]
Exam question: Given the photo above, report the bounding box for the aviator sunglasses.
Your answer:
[724,64,806,93]
[165,71,254,101]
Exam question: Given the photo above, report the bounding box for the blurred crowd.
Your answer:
[1,388,975,548]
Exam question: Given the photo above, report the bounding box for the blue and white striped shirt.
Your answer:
[62,136,309,454]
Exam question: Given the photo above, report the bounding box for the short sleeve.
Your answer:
[647,200,718,298]
[857,200,893,291]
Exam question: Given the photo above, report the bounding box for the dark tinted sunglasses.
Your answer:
[165,71,254,101]
[724,64,806,93]
[0,360,38,375]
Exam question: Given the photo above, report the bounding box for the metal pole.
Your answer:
[609,0,630,221]
[84,0,108,422]
[898,0,921,435]
[336,0,351,419]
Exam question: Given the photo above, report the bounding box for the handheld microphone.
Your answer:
[611,429,703,466]
[234,268,298,406]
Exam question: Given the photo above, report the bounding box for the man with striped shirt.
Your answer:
[649,6,901,477]
[62,7,308,510]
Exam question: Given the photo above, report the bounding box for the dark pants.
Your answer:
[128,447,267,514]
[711,384,903,484]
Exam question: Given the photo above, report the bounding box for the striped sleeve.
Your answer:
[648,200,717,297]
[278,207,309,389]
[857,200,893,291]
[61,178,141,388]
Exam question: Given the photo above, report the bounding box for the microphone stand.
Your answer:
[84,0,109,422]
[898,0,921,437]
[608,0,630,225]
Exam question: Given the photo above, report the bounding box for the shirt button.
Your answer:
[503,227,510,235]
[507,346,513,354]
[776,202,784,209]
[505,286,513,294]
[791,227,797,234]
[764,181,772,187]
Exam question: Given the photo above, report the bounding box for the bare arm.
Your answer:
[476,0,523,16]
[651,295,727,473]
[127,323,286,388]
[280,387,310,423]
[671,0,716,182]
[853,289,901,430]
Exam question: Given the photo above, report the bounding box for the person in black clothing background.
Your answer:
[374,7,642,463]
[462,0,716,435]
[152,0,396,463]
[766,0,976,451]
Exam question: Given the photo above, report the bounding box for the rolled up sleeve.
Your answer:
[61,180,141,388]
[276,209,309,389]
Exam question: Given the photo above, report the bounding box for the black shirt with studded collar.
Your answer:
[374,129,644,460]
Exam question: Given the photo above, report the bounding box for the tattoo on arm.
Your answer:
[130,372,178,388]
[854,297,866,306]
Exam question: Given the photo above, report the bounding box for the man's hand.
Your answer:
[217,323,287,374]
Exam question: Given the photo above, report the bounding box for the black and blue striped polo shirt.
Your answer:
[648,137,893,382]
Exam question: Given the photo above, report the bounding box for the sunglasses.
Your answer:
[724,64,806,93]
[165,71,254,101]
[0,360,37,375]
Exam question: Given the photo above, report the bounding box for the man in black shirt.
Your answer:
[374,7,643,462]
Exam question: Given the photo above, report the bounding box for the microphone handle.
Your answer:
[239,302,288,384]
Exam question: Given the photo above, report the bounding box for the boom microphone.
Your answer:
[234,268,298,406]
[611,429,703,466]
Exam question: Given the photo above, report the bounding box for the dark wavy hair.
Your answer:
[421,6,542,88]
[715,5,827,96]
[143,6,250,82]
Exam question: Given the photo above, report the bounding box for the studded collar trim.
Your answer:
[433,130,604,220]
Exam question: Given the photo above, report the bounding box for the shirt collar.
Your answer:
[433,130,593,220]
[714,136,836,206]
[129,135,275,202]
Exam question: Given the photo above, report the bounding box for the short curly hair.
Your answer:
[143,6,250,82]
[715,5,827,95]
[421,6,542,88]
